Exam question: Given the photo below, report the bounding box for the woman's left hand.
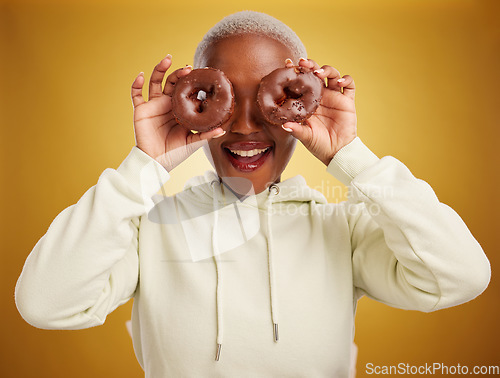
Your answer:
[282,58,357,166]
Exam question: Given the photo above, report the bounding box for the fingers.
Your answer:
[288,58,355,99]
[134,54,194,105]
[337,75,355,100]
[185,128,226,154]
[163,65,193,96]
[194,128,226,142]
[281,121,311,145]
[149,54,173,100]
[131,72,145,107]
[314,65,341,91]
[284,57,321,71]
[314,65,356,99]
[298,57,321,71]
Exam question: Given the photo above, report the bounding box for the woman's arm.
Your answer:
[330,138,490,310]
[15,147,170,329]
[15,55,218,329]
[286,57,489,310]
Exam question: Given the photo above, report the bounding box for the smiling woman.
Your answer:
[8,3,498,378]
[203,34,300,194]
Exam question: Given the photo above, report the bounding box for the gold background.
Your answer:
[2,0,499,376]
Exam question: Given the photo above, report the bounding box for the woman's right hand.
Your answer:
[131,55,226,171]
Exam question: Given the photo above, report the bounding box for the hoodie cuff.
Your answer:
[117,146,170,199]
[326,137,380,185]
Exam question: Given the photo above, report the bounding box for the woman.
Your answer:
[15,11,490,377]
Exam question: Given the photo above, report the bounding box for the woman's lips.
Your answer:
[223,141,273,172]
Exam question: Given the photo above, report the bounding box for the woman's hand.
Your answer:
[131,55,225,171]
[282,58,357,166]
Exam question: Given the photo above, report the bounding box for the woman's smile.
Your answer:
[223,140,273,172]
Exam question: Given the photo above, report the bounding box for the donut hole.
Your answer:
[195,90,208,113]
[189,88,214,113]
[276,86,302,107]
[283,86,303,100]
[196,90,207,101]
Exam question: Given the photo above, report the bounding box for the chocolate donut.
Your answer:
[172,68,234,132]
[257,66,324,125]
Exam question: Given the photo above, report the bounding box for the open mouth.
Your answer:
[223,143,273,172]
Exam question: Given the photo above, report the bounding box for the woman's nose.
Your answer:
[229,96,263,135]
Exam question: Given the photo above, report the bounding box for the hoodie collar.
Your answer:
[182,170,328,209]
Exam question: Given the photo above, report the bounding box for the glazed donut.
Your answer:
[257,66,324,125]
[172,68,234,132]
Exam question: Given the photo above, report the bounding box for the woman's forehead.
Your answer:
[201,34,294,77]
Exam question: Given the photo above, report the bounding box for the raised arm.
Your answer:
[284,57,489,310]
[15,55,217,329]
[330,138,490,311]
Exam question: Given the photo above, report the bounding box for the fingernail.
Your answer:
[299,57,307,62]
[285,58,293,65]
[314,69,324,74]
[337,78,346,83]
[282,125,293,132]
[165,54,172,60]
[185,64,193,70]
[139,71,144,76]
[213,130,226,138]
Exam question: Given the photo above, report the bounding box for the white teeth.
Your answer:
[229,147,269,157]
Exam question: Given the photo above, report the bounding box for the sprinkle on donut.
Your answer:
[257,66,324,125]
[172,68,234,132]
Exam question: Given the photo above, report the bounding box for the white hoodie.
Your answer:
[15,138,490,377]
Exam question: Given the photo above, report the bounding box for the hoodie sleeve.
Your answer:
[327,138,490,311]
[15,147,170,329]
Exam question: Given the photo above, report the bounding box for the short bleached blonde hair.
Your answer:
[193,11,307,68]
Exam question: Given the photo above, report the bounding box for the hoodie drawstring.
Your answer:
[266,184,280,342]
[211,180,280,361]
[211,179,223,361]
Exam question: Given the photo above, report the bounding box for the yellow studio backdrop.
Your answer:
[2,0,499,376]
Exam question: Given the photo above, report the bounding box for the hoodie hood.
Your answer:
[148,170,328,262]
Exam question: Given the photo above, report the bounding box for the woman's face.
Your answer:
[202,34,297,195]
